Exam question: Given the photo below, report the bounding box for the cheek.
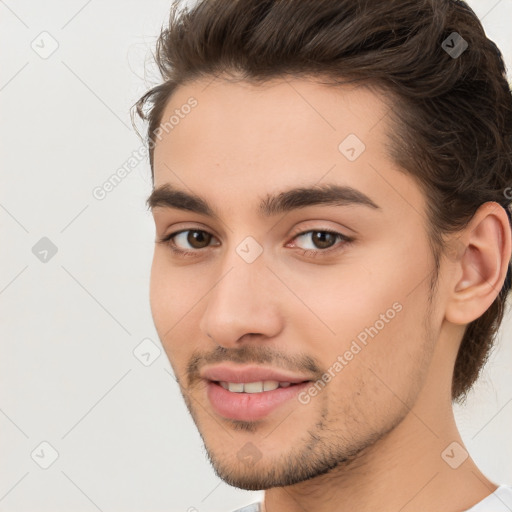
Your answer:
[299,241,429,344]
[149,252,202,348]
[327,294,432,426]
[291,247,432,396]
[275,257,403,344]
[308,305,431,441]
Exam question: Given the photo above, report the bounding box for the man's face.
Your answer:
[149,77,443,490]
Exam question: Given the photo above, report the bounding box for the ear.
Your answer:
[445,202,512,325]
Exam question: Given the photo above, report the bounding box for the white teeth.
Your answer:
[244,382,263,393]
[263,381,280,391]
[227,382,244,392]
[219,380,283,393]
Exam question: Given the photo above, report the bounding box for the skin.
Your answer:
[148,76,511,512]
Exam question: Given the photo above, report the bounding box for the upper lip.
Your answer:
[201,364,312,384]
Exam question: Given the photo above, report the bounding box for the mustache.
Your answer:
[185,345,322,387]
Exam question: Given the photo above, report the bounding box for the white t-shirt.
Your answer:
[231,484,512,512]
[465,484,512,511]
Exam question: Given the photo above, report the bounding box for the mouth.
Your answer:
[205,379,313,421]
[210,380,310,393]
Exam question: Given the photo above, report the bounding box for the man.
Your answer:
[133,0,512,510]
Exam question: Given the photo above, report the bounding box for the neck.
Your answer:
[263,405,495,512]
[262,327,497,512]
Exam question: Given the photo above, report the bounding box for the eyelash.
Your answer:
[157,227,354,259]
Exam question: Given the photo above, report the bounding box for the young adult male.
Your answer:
[133,0,512,510]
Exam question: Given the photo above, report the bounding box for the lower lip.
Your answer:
[206,380,311,421]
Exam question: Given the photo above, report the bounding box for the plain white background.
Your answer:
[0,1,511,511]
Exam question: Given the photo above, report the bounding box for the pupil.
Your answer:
[313,231,335,249]
[188,230,210,248]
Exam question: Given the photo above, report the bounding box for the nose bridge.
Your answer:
[199,235,282,343]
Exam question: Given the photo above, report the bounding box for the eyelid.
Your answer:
[157,224,354,258]
[157,228,220,248]
[285,228,353,254]
[287,224,350,241]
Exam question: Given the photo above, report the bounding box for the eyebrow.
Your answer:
[146,183,381,219]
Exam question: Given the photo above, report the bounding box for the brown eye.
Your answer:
[294,230,343,251]
[185,230,212,249]
[310,231,337,249]
[159,229,217,252]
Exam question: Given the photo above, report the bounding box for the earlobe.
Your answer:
[445,202,511,325]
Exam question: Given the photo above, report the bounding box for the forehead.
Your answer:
[151,76,424,221]
[154,77,389,175]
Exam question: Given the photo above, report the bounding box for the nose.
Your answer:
[199,249,283,347]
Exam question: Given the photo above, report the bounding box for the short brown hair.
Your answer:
[133,0,512,403]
